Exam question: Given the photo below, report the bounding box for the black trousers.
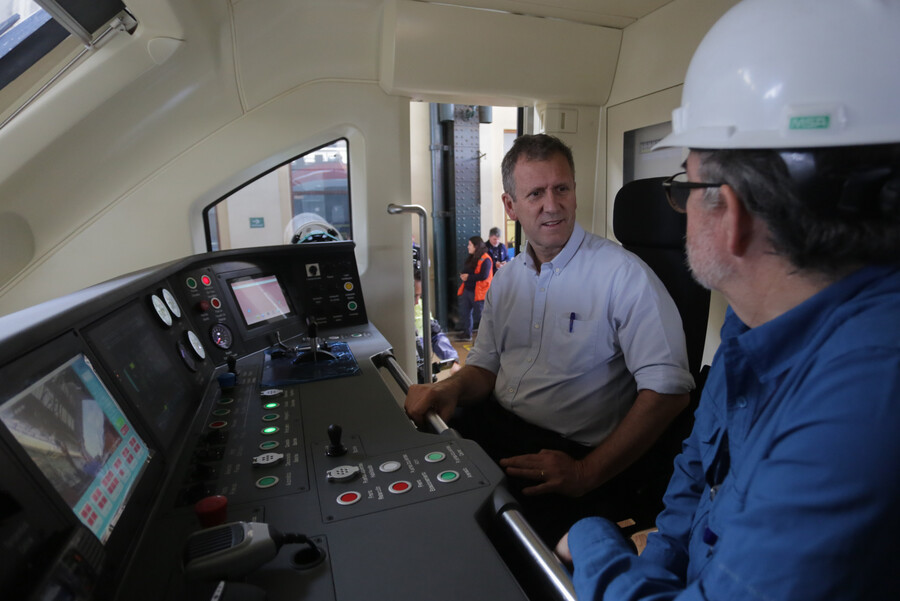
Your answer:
[450,399,663,546]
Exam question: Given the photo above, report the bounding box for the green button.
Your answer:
[186,277,198,289]
[259,440,280,450]
[212,408,230,416]
[262,413,280,422]
[263,402,280,409]
[347,301,358,310]
[261,426,279,435]
[217,397,234,405]
[437,470,459,483]
[425,452,445,463]
[256,476,279,489]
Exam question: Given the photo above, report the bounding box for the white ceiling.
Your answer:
[421,0,675,28]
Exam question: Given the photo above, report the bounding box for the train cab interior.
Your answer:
[0,1,737,599]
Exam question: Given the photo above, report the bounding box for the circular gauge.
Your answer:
[186,330,207,360]
[210,323,233,350]
[161,288,182,319]
[176,340,197,371]
[150,294,173,327]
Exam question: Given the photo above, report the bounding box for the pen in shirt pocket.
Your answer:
[569,312,576,332]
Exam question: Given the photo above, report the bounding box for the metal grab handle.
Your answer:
[377,349,576,599]
[387,203,433,384]
[499,508,577,601]
[373,350,453,435]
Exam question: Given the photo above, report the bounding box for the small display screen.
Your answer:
[85,301,200,450]
[229,274,293,327]
[0,355,149,544]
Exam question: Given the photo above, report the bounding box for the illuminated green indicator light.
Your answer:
[425,452,445,463]
[261,426,279,435]
[263,402,280,409]
[437,471,459,483]
[256,476,279,488]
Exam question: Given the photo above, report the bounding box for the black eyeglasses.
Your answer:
[661,172,724,213]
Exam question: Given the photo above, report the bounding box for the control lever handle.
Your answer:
[325,424,347,457]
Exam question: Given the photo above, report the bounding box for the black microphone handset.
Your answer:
[183,521,319,581]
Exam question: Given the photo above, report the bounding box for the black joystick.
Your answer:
[325,424,347,457]
[227,354,237,375]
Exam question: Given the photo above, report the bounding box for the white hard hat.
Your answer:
[656,0,900,150]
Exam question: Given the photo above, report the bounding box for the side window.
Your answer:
[204,139,351,251]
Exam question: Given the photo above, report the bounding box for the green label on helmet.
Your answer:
[789,115,830,130]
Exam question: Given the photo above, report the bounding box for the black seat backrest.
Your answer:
[613,177,713,528]
[613,177,711,379]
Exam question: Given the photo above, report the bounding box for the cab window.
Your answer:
[204,139,351,251]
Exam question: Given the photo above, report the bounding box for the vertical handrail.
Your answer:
[387,203,432,384]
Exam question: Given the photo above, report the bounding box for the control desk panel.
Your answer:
[0,243,570,601]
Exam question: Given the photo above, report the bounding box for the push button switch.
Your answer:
[388,481,412,494]
[336,491,361,505]
[437,470,459,483]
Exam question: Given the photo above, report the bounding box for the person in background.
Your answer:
[414,269,460,382]
[485,226,508,274]
[557,1,900,598]
[455,236,492,342]
[406,134,692,544]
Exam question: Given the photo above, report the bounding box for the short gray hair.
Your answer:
[501,134,574,200]
[695,145,900,276]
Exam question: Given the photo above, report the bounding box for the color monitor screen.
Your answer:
[229,274,293,327]
[0,354,150,544]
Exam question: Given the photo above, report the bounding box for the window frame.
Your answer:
[202,138,352,253]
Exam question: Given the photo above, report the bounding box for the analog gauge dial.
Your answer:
[186,330,206,360]
[176,340,197,371]
[150,294,173,327]
[162,288,182,319]
[210,323,233,350]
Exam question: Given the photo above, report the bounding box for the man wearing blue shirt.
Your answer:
[406,134,693,543]
[557,0,900,598]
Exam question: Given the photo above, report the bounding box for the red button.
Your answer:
[211,297,222,309]
[389,481,412,494]
[197,300,211,312]
[208,420,227,429]
[337,491,361,506]
[201,275,212,286]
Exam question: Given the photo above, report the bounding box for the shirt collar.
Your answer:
[725,264,900,382]
[522,222,585,273]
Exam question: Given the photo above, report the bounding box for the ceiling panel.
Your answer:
[420,0,674,28]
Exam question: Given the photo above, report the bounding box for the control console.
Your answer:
[0,243,573,601]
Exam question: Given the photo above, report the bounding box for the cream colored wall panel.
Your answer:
[0,0,193,180]
[0,0,243,299]
[232,0,383,110]
[607,0,738,106]
[381,0,621,106]
[0,82,417,376]
[420,0,673,28]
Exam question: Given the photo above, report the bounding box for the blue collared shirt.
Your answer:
[465,223,692,446]
[568,264,900,599]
